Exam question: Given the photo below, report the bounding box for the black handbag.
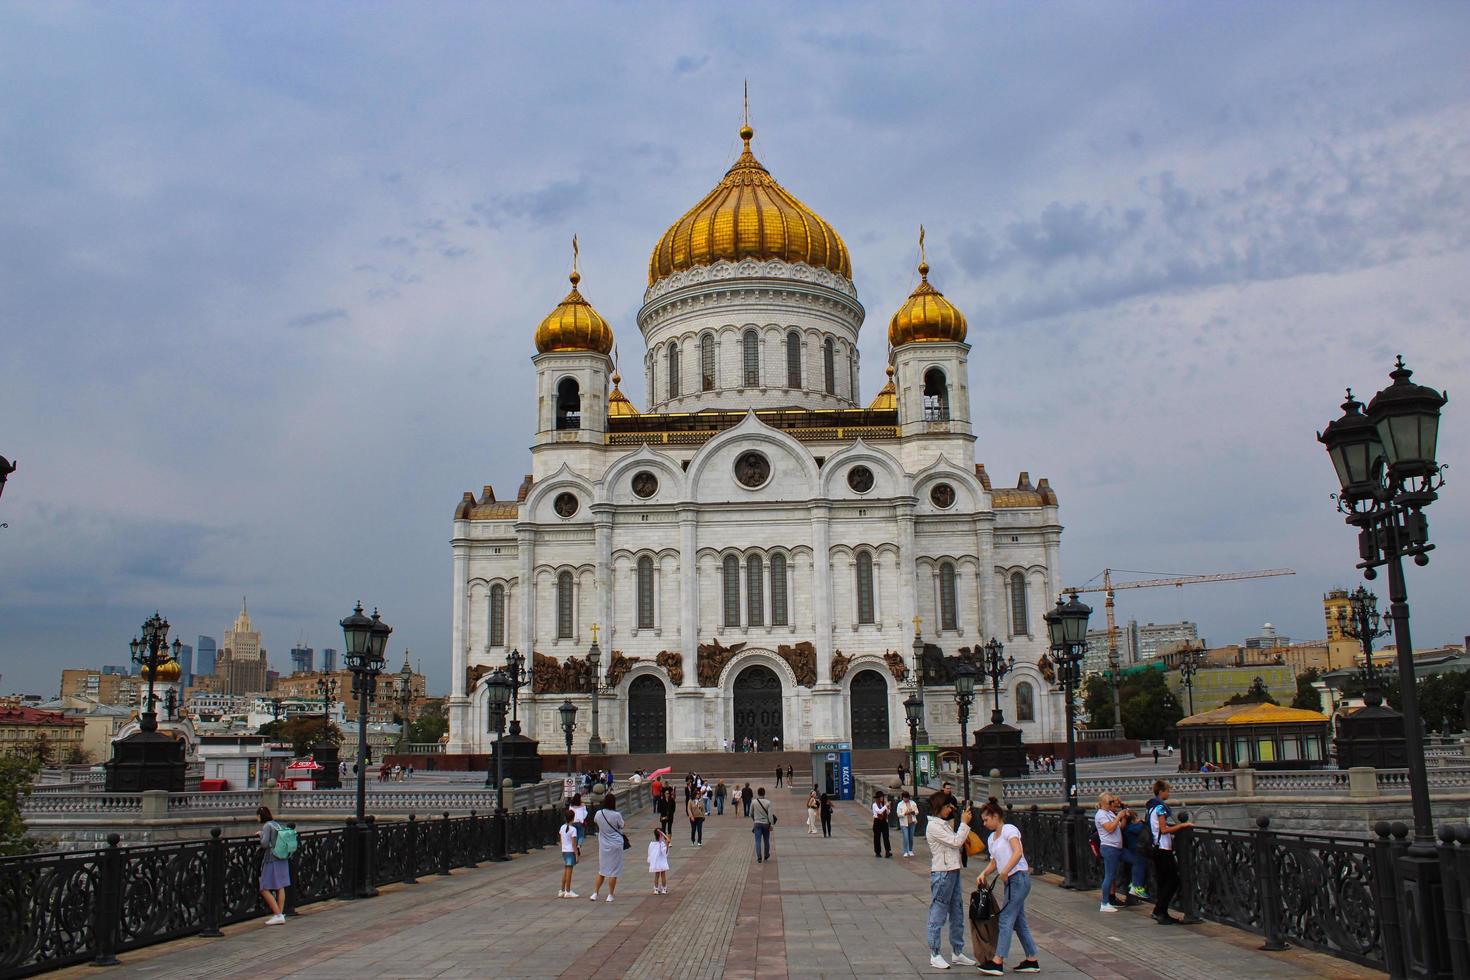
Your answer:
[969,885,994,924]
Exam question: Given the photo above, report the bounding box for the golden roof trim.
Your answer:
[1178,702,1331,726]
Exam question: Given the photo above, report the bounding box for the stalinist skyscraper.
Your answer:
[219,598,268,695]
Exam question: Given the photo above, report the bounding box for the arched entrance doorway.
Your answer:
[849,670,890,749]
[733,664,783,750]
[627,675,667,754]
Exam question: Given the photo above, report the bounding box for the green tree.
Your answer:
[1292,668,1323,712]
[409,700,449,744]
[261,717,342,757]
[1081,674,1112,728]
[1119,669,1183,740]
[0,753,42,856]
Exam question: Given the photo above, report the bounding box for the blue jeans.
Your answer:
[995,872,1038,961]
[753,824,771,859]
[901,824,915,854]
[1131,848,1148,889]
[926,870,966,956]
[716,797,725,815]
[1101,845,1122,902]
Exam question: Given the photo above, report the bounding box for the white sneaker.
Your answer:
[590,893,599,901]
[605,894,615,903]
[952,952,977,966]
[266,914,286,925]
[565,891,578,898]
[1100,902,1118,913]
[928,953,950,969]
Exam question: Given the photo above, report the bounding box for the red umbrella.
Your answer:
[649,766,673,779]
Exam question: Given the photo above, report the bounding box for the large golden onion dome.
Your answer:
[648,122,851,287]
[888,233,967,346]
[607,369,640,417]
[142,659,182,683]
[534,258,615,355]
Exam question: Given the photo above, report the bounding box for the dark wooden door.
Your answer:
[627,674,667,754]
[849,669,890,749]
[733,665,783,749]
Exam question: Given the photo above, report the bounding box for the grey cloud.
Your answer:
[287,308,348,328]
[798,30,902,56]
[673,54,708,74]
[470,179,594,230]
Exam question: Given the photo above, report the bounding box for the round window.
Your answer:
[553,492,579,518]
[632,471,659,499]
[734,451,771,489]
[929,483,956,509]
[847,465,874,493]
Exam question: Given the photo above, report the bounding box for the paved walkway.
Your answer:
[66,797,1381,979]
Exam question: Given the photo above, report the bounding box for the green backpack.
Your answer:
[270,822,299,860]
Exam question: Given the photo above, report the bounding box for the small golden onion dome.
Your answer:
[867,363,897,411]
[607,370,640,417]
[888,257,968,347]
[142,659,182,683]
[648,123,851,287]
[534,269,615,354]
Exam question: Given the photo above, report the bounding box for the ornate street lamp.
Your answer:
[1178,644,1204,717]
[977,637,1014,725]
[586,628,606,756]
[505,648,526,735]
[903,694,923,796]
[1337,586,1392,703]
[341,601,389,824]
[1319,357,1447,977]
[396,654,414,752]
[484,668,513,861]
[132,613,182,733]
[314,674,341,788]
[953,661,976,802]
[0,455,14,502]
[910,617,930,744]
[106,612,186,791]
[559,698,578,783]
[1045,593,1092,890]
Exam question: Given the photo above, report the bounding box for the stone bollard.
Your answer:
[1347,766,1377,798]
[141,789,170,818]
[1233,768,1256,797]
[260,778,282,815]
[988,769,1004,803]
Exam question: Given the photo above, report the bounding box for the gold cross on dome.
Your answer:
[591,623,599,644]
[912,615,922,634]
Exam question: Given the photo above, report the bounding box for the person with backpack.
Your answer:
[256,806,295,925]
[976,798,1041,975]
[686,784,707,846]
[1148,780,1194,924]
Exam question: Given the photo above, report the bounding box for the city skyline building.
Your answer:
[321,648,338,673]
[218,599,268,695]
[176,643,193,688]
[196,635,217,675]
[289,645,315,675]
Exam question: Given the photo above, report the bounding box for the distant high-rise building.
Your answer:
[321,648,338,673]
[218,599,269,695]
[1245,624,1289,649]
[289,646,315,675]
[196,636,217,675]
[100,664,132,676]
[177,643,194,687]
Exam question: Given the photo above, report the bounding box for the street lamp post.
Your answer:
[1178,644,1204,717]
[1338,586,1392,704]
[1045,594,1092,891]
[903,694,923,800]
[314,675,340,789]
[131,613,182,733]
[396,655,414,753]
[977,637,1014,725]
[559,699,578,783]
[105,613,186,792]
[1318,357,1448,977]
[910,617,930,744]
[484,668,512,861]
[953,662,976,802]
[316,676,338,739]
[341,602,390,825]
[586,628,605,756]
[505,648,526,735]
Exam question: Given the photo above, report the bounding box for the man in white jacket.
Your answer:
[924,794,977,970]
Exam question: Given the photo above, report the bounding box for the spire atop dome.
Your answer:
[535,236,614,354]
[918,224,929,279]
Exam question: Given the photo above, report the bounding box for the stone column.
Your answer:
[896,503,917,638]
[678,509,698,688]
[517,526,536,656]
[447,530,472,753]
[594,513,613,684]
[976,518,997,641]
[810,503,842,742]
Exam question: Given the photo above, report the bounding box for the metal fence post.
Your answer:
[284,821,302,917]
[462,811,478,869]
[404,814,419,884]
[519,808,532,855]
[200,827,225,938]
[1254,816,1289,952]
[439,812,452,875]
[1372,821,1409,979]
[360,815,379,898]
[1175,811,1202,925]
[91,834,123,966]
[340,817,360,900]
[1436,824,1469,980]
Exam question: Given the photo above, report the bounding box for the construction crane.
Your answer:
[1062,567,1296,732]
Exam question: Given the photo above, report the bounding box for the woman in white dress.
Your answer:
[805,789,820,834]
[590,793,625,902]
[647,825,671,894]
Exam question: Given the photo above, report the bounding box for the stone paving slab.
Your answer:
[57,798,1383,979]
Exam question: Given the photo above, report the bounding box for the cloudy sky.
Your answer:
[2,2,1467,697]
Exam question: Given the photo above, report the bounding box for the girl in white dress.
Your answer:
[647,825,671,894]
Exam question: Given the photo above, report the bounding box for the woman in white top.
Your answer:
[805,789,820,834]
[570,794,588,845]
[895,791,920,857]
[976,799,1040,975]
[557,808,581,898]
[871,792,893,858]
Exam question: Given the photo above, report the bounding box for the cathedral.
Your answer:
[445,118,1066,756]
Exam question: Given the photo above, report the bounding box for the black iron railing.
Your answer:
[0,805,563,979]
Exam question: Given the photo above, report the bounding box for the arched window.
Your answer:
[855,551,875,625]
[1009,571,1028,636]
[555,378,581,430]
[666,343,680,400]
[636,556,654,629]
[746,554,765,627]
[700,333,715,391]
[1016,681,1035,722]
[923,368,949,421]
[556,571,574,639]
[850,357,858,400]
[743,330,760,386]
[786,331,802,388]
[823,338,836,394]
[770,553,788,627]
[489,584,505,647]
[723,555,740,627]
[939,562,957,631]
